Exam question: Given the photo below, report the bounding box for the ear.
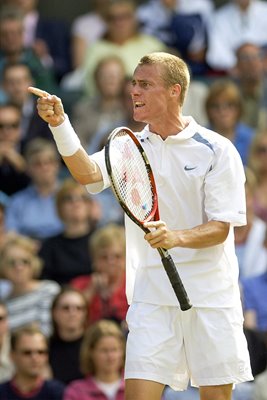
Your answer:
[170,83,181,98]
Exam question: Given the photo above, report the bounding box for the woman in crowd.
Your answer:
[39,177,99,285]
[248,131,267,224]
[0,234,60,336]
[205,79,254,166]
[71,223,128,328]
[49,287,88,384]
[64,319,125,400]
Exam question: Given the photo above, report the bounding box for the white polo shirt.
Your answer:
[86,117,246,308]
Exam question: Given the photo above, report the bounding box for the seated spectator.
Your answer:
[0,192,9,251]
[241,270,267,333]
[0,6,57,94]
[0,103,31,196]
[0,234,60,335]
[206,0,267,74]
[39,178,99,285]
[1,62,53,152]
[71,0,109,69]
[5,138,64,241]
[0,301,14,383]
[49,288,88,384]
[63,319,125,400]
[234,167,267,279]
[71,224,128,327]
[234,42,267,131]
[61,0,166,94]
[9,0,72,82]
[71,55,127,149]
[248,131,267,223]
[0,325,65,399]
[205,79,255,165]
[49,287,87,383]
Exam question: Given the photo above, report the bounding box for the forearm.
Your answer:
[50,115,103,185]
[62,147,102,185]
[174,220,230,249]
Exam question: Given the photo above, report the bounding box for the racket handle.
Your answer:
[161,253,192,311]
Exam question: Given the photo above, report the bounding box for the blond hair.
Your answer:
[80,319,125,375]
[0,234,43,279]
[89,223,125,260]
[137,52,190,105]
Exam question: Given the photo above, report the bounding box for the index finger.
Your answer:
[28,86,50,98]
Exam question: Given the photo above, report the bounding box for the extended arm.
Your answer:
[28,86,102,185]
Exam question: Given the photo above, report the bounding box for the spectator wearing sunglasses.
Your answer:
[49,288,88,384]
[0,103,30,196]
[0,234,60,336]
[0,325,65,400]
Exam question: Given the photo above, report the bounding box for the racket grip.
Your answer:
[161,254,192,311]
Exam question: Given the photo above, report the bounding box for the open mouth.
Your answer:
[134,102,145,109]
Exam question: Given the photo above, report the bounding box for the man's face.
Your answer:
[11,333,48,378]
[0,19,24,55]
[131,64,174,127]
[0,106,21,146]
[3,65,33,106]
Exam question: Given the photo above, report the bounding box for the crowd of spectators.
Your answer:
[0,0,267,399]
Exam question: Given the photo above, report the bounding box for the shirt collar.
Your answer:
[136,117,200,143]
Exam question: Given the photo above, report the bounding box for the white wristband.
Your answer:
[49,114,81,156]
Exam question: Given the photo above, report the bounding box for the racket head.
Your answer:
[105,126,159,230]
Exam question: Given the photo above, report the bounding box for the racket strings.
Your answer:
[109,132,154,221]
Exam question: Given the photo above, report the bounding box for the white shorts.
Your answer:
[125,302,253,391]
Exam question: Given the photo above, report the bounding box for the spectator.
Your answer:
[49,288,88,385]
[71,224,128,327]
[248,131,267,223]
[206,0,267,74]
[39,178,98,285]
[71,0,109,69]
[0,234,60,335]
[63,319,125,400]
[0,103,31,196]
[0,301,14,384]
[0,325,65,399]
[234,42,267,131]
[235,167,267,279]
[205,79,254,165]
[241,269,267,333]
[71,55,127,149]
[5,138,64,241]
[1,62,53,151]
[8,0,72,82]
[0,6,57,94]
[253,363,267,400]
[61,0,166,94]
[0,192,9,251]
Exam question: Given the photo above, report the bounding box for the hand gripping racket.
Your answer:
[105,127,192,311]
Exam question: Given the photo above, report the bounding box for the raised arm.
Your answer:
[28,86,103,185]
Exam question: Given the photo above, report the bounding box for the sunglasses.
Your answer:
[0,315,7,322]
[6,258,31,268]
[18,349,48,357]
[62,194,89,203]
[255,145,267,154]
[57,304,86,312]
[0,122,20,130]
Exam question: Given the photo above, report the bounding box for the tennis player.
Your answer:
[29,52,253,400]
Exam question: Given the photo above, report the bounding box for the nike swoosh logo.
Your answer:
[184,165,197,171]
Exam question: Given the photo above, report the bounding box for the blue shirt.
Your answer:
[0,380,65,400]
[5,185,63,240]
[241,272,267,331]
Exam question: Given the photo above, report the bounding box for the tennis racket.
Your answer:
[105,127,192,311]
